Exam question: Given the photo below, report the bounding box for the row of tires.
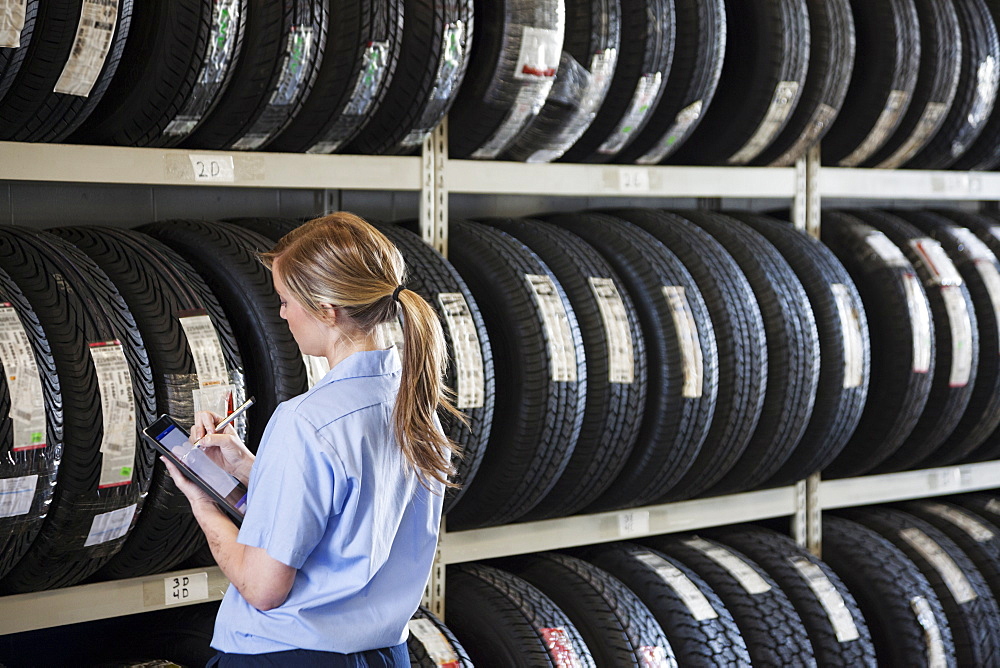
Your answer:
[8,0,1000,170]
[7,493,1000,667]
[2,206,1000,592]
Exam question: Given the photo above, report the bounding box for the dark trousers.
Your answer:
[206,642,409,667]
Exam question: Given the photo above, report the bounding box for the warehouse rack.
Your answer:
[1,134,999,630]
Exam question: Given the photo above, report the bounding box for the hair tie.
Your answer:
[392,285,406,302]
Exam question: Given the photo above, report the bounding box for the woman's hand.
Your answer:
[162,457,214,512]
[190,410,255,485]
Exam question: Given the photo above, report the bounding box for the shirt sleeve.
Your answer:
[236,406,347,569]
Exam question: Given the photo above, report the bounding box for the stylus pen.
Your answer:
[194,395,255,448]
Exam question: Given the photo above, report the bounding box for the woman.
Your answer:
[163,212,462,666]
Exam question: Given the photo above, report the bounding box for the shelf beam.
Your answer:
[821,461,1000,510]
[821,167,1000,200]
[0,142,423,190]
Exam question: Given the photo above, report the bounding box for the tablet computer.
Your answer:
[142,414,248,525]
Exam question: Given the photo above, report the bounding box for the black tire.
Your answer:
[705,525,877,667]
[0,228,156,593]
[446,0,566,159]
[646,534,816,666]
[408,606,474,668]
[557,0,676,163]
[844,506,1000,668]
[180,1,327,151]
[617,0,726,165]
[902,499,1000,609]
[138,220,309,450]
[820,211,935,477]
[485,218,647,519]
[0,266,62,582]
[754,0,857,167]
[542,212,718,510]
[345,0,474,155]
[822,515,957,667]
[445,221,586,528]
[949,0,1000,170]
[501,0,622,163]
[605,209,767,500]
[67,0,244,148]
[732,213,870,486]
[266,0,404,154]
[865,0,962,169]
[679,211,820,496]
[668,0,811,166]
[581,542,752,666]
[445,563,597,668]
[49,227,247,580]
[501,552,676,666]
[847,210,977,473]
[822,0,921,167]
[890,210,1000,467]
[0,0,134,142]
[906,0,1000,169]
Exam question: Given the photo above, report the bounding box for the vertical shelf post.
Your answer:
[418,119,449,257]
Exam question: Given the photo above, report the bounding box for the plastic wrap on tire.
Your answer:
[949,0,1000,170]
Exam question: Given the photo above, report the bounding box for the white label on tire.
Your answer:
[589,278,634,384]
[900,527,977,604]
[179,312,229,385]
[921,502,995,542]
[831,284,865,389]
[90,341,136,489]
[950,227,995,262]
[866,231,910,268]
[771,103,839,167]
[684,537,771,594]
[400,20,470,148]
[839,90,910,167]
[662,287,703,398]
[964,56,1000,151]
[990,226,1000,245]
[728,81,801,165]
[988,498,1000,515]
[634,550,718,621]
[940,286,973,387]
[878,102,950,169]
[513,26,561,80]
[789,556,860,642]
[0,304,46,451]
[53,0,119,97]
[597,72,664,155]
[910,239,963,286]
[974,260,1000,342]
[407,618,458,666]
[0,474,36,518]
[0,0,27,48]
[471,83,552,159]
[540,627,584,668]
[636,99,704,165]
[903,273,933,373]
[84,503,136,547]
[303,354,330,389]
[526,274,578,382]
[911,595,947,668]
[438,292,486,408]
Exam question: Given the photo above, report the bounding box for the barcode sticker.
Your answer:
[878,102,949,169]
[911,239,963,286]
[438,293,486,408]
[790,556,860,642]
[634,551,717,621]
[598,73,664,156]
[0,304,46,450]
[866,231,910,267]
[589,278,635,383]
[408,619,460,667]
[165,572,209,606]
[53,0,119,97]
[728,81,800,165]
[178,313,232,413]
[921,502,995,543]
[900,528,976,604]
[637,100,704,165]
[663,287,703,398]
[84,503,136,547]
[90,341,136,488]
[0,474,37,518]
[912,595,947,668]
[839,90,910,167]
[831,284,865,389]
[940,286,973,387]
[540,627,584,668]
[0,0,27,47]
[526,275,578,382]
[684,537,771,594]
[902,273,933,373]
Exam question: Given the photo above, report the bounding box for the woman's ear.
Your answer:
[317,303,338,325]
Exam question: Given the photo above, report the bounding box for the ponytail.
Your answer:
[259,213,464,490]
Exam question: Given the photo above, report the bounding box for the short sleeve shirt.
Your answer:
[211,347,444,654]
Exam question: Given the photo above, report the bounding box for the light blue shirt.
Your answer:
[211,347,444,654]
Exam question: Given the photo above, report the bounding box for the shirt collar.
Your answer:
[320,346,401,385]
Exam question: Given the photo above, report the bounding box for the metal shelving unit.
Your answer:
[1,139,999,630]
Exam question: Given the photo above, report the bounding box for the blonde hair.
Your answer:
[259,212,463,489]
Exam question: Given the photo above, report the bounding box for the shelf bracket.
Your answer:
[422,517,447,620]
[793,144,821,238]
[792,472,822,556]
[419,119,449,257]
